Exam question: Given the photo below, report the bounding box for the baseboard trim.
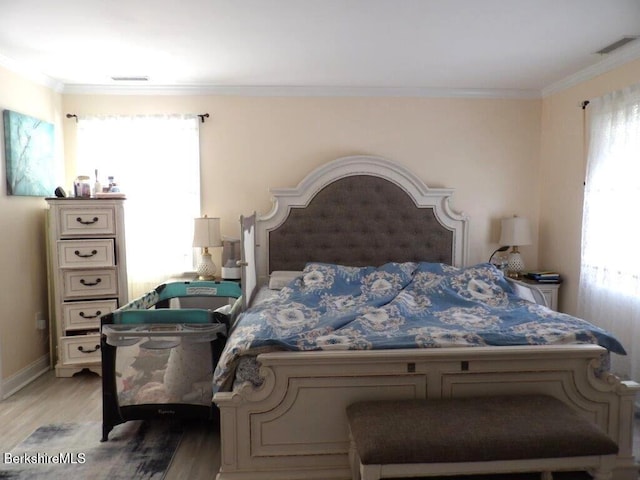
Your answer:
[1,354,50,399]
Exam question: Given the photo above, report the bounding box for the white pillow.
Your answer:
[268,271,302,290]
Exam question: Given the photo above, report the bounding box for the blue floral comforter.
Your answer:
[213,262,625,387]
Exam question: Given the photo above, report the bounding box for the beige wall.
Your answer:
[62,95,542,270]
[0,66,63,384]
[539,58,640,315]
[14,56,640,387]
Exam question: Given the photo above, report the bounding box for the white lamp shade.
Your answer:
[193,217,222,248]
[499,216,532,247]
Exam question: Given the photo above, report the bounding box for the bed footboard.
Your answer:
[214,345,638,480]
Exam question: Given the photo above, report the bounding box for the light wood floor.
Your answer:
[2,371,639,480]
[0,370,220,480]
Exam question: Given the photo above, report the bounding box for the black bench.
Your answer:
[346,395,618,480]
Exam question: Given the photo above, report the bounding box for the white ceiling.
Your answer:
[1,0,640,97]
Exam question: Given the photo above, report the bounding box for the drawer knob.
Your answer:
[74,249,98,258]
[79,310,101,319]
[80,278,102,287]
[76,216,99,225]
[77,345,100,354]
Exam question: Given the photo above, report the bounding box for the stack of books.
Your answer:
[525,271,562,283]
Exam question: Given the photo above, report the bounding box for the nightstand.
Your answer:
[518,278,561,311]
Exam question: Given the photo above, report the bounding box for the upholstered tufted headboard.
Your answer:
[269,175,454,271]
[242,155,469,303]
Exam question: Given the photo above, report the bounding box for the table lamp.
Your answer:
[193,215,222,280]
[498,215,532,278]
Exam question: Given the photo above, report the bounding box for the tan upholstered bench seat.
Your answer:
[346,395,618,480]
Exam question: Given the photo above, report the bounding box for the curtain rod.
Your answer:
[65,113,210,123]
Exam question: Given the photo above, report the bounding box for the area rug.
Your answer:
[0,420,182,480]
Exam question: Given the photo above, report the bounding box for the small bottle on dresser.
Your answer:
[94,169,101,197]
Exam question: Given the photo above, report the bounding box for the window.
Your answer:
[579,83,640,381]
[76,115,201,298]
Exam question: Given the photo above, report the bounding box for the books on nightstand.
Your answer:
[525,271,562,283]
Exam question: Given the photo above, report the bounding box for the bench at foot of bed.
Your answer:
[346,395,619,480]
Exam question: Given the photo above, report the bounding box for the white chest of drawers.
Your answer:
[46,198,128,377]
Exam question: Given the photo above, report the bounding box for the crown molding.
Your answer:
[4,41,639,99]
[0,53,539,98]
[541,40,640,97]
[0,53,63,92]
[61,83,540,99]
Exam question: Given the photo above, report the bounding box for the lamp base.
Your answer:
[196,251,217,280]
[507,250,526,278]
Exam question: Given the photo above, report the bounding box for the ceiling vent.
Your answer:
[110,76,149,81]
[595,36,639,55]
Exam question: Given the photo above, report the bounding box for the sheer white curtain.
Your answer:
[76,115,201,299]
[578,83,640,382]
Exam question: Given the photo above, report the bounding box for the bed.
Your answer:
[212,155,639,480]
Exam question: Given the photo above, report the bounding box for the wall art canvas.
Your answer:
[3,109,55,196]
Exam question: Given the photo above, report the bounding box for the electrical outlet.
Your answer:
[35,311,47,330]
